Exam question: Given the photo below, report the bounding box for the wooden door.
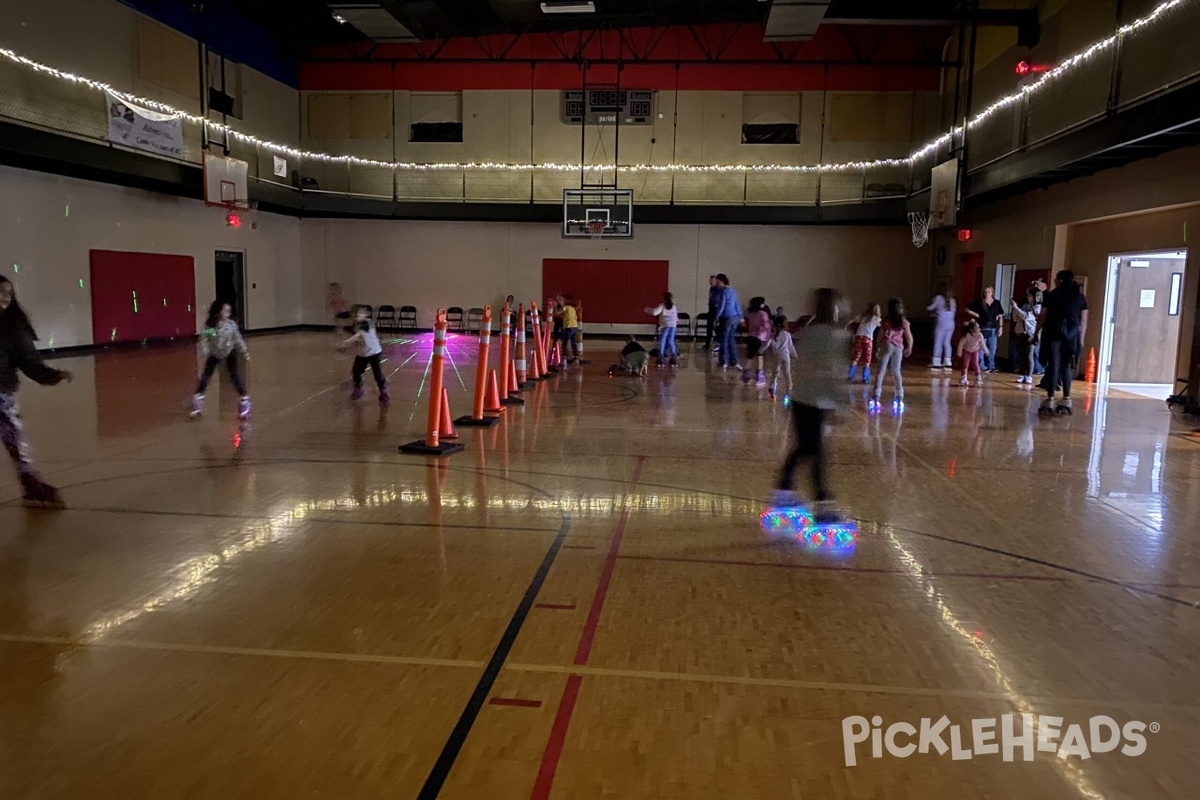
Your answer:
[1109,256,1185,383]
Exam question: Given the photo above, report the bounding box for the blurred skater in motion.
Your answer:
[191,300,251,419]
[328,282,351,332]
[713,274,743,370]
[1010,288,1040,386]
[340,306,389,407]
[774,289,849,520]
[0,275,73,508]
[1036,270,1088,417]
[609,335,649,376]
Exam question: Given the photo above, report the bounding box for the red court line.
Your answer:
[614,554,1068,582]
[529,674,582,800]
[489,697,543,708]
[535,603,577,610]
[573,455,645,666]
[530,456,644,800]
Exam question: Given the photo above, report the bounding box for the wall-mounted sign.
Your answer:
[1139,289,1156,308]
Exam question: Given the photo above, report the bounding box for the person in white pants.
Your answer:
[927,287,956,369]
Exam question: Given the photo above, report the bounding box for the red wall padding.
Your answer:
[543,259,669,325]
[89,250,197,345]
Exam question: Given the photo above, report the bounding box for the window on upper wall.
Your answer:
[136,18,199,100]
[828,93,917,142]
[742,93,801,144]
[307,93,393,139]
[410,92,463,143]
[207,52,243,120]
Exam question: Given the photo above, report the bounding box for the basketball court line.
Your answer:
[614,553,1068,582]
[0,632,1190,715]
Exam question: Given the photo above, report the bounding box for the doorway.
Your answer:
[215,250,247,326]
[1099,250,1187,400]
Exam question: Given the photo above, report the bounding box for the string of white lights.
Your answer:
[0,0,1191,174]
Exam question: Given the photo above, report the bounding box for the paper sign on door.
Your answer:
[1139,289,1156,308]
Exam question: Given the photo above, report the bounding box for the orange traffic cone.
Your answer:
[1084,347,1097,383]
[483,369,504,415]
[439,387,459,440]
[508,360,521,396]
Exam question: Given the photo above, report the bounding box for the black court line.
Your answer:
[68,505,558,534]
[415,512,573,800]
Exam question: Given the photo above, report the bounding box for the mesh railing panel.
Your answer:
[1119,0,1200,103]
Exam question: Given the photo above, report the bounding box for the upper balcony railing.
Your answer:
[1,0,1197,210]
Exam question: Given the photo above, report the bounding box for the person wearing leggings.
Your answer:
[872,298,913,404]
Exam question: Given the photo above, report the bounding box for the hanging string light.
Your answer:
[0,0,1191,175]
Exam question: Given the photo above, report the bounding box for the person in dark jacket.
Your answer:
[703,275,721,351]
[0,275,73,508]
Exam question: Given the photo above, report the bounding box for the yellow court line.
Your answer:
[1,633,1192,715]
[503,661,1199,714]
[0,634,486,670]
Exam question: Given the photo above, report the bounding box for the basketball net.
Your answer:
[587,219,606,238]
[908,211,930,248]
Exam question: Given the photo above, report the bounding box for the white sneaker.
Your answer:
[189,393,204,417]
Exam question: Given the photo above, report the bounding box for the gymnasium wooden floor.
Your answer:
[2,331,1198,799]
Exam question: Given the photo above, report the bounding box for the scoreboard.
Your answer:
[561,90,654,125]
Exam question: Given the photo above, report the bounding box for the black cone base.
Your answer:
[501,396,525,405]
[399,439,465,456]
[455,415,501,427]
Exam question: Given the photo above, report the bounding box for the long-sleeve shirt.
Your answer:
[928,296,957,331]
[766,329,798,362]
[746,310,772,342]
[707,285,722,312]
[791,323,850,410]
[714,286,743,320]
[647,304,678,328]
[200,319,249,360]
[0,328,68,394]
[956,331,989,357]
[345,320,383,357]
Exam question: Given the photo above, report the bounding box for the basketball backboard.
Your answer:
[929,158,959,229]
[563,188,633,239]
[203,152,250,210]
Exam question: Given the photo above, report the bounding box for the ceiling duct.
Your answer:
[328,4,419,42]
[764,0,831,41]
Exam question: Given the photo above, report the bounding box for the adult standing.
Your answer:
[703,275,721,351]
[1034,270,1088,415]
[713,274,743,370]
[966,286,1004,372]
[1030,278,1047,376]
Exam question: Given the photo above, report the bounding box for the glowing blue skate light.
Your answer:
[782,394,790,407]
[760,505,814,534]
[801,522,859,551]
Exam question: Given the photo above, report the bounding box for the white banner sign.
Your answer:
[106,92,184,158]
[273,155,288,178]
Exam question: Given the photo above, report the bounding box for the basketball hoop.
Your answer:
[908,211,930,248]
[587,219,606,238]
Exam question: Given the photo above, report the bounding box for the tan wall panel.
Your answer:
[829,93,913,143]
[308,94,350,139]
[349,94,392,139]
[137,18,199,100]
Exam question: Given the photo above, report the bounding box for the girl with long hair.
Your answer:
[872,298,913,408]
[190,300,251,418]
[927,285,956,369]
[0,275,73,508]
[644,291,680,367]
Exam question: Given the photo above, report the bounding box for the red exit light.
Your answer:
[226,213,242,228]
[957,229,973,241]
[1015,60,1050,76]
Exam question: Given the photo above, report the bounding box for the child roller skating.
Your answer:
[870,298,912,412]
[191,300,252,419]
[644,293,679,368]
[848,303,880,384]
[340,306,389,406]
[0,274,74,509]
[765,314,796,402]
[765,288,856,537]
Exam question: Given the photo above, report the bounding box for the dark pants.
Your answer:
[1014,333,1033,377]
[703,307,718,348]
[196,354,246,395]
[353,354,386,389]
[717,318,739,366]
[1042,338,1078,398]
[778,402,830,501]
[561,328,580,358]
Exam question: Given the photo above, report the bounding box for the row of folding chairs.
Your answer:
[372,306,490,332]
